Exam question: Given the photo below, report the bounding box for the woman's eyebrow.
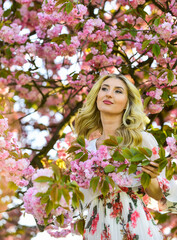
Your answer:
[102,84,124,90]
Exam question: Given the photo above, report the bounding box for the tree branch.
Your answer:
[30,101,83,168]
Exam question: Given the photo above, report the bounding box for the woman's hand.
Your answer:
[141,161,160,178]
[142,162,163,200]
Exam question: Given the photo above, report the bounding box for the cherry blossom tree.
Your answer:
[0,0,177,238]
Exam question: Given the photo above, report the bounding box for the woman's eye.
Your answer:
[101,87,108,91]
[115,90,122,94]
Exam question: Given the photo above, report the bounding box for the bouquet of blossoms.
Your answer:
[23,134,176,237]
[68,135,176,197]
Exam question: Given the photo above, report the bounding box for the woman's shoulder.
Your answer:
[86,138,97,151]
[141,131,158,149]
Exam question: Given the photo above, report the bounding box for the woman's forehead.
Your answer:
[102,77,127,89]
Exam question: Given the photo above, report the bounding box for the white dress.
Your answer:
[78,132,177,240]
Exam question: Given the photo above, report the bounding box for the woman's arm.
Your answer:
[142,161,163,201]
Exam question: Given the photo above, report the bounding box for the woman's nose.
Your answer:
[106,90,112,97]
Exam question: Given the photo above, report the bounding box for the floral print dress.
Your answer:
[79,132,177,240]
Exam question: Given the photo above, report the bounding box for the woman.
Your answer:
[74,74,172,240]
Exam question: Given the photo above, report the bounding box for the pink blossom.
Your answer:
[147,227,153,237]
[0,118,8,134]
[155,22,173,40]
[32,168,54,193]
[0,7,3,18]
[47,24,62,39]
[47,229,71,238]
[147,102,163,114]
[147,89,163,100]
[170,0,177,16]
[131,210,140,228]
[23,187,47,224]
[166,137,177,158]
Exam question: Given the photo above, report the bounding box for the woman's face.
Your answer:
[96,77,128,116]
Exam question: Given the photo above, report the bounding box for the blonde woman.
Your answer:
[74,74,172,240]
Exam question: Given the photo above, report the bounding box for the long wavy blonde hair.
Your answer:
[75,74,149,147]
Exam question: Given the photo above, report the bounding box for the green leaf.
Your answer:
[45,200,53,215]
[101,180,109,196]
[103,136,118,146]
[153,212,170,224]
[101,42,107,53]
[8,181,18,191]
[41,195,49,204]
[165,166,175,180]
[112,151,125,162]
[3,9,11,17]
[72,192,79,208]
[51,164,61,180]
[34,176,54,183]
[131,153,146,162]
[128,164,137,174]
[117,164,127,172]
[90,176,100,192]
[23,152,29,158]
[130,28,137,37]
[74,151,84,159]
[120,28,129,36]
[154,18,160,26]
[152,44,161,57]
[141,172,151,189]
[65,2,73,14]
[5,48,12,60]
[56,214,65,226]
[105,176,115,189]
[79,153,88,162]
[159,39,166,47]
[67,145,81,153]
[143,96,151,108]
[122,149,133,159]
[75,189,84,202]
[62,188,70,205]
[134,172,143,178]
[137,8,147,19]
[167,70,174,83]
[168,44,177,54]
[159,146,165,159]
[57,189,62,203]
[138,147,152,157]
[52,34,71,45]
[56,0,69,5]
[50,185,58,202]
[75,22,84,31]
[77,136,85,147]
[159,160,168,171]
[104,165,115,173]
[85,53,93,61]
[141,160,150,166]
[10,151,19,158]
[65,34,71,45]
[35,192,44,198]
[117,136,123,144]
[77,219,85,235]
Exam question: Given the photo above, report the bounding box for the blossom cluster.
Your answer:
[166,137,177,159]
[70,144,138,190]
[23,167,73,226]
[0,118,34,187]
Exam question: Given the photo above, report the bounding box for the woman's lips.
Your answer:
[103,100,113,104]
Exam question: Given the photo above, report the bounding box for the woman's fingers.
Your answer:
[142,162,160,178]
[149,161,159,168]
[141,167,159,178]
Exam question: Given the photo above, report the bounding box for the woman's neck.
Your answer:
[100,113,122,140]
